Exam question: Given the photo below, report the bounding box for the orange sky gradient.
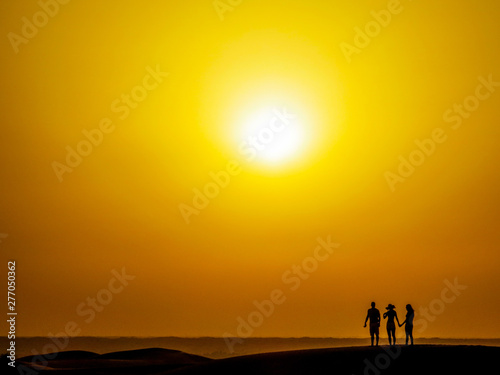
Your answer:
[1,0,500,339]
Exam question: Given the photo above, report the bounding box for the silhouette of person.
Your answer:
[364,302,381,346]
[383,304,400,345]
[399,304,415,345]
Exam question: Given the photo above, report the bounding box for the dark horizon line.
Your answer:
[7,336,500,340]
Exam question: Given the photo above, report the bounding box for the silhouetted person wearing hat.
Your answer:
[399,304,415,345]
[383,304,400,345]
[364,302,381,346]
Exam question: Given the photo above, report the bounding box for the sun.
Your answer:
[237,106,306,167]
[199,29,344,174]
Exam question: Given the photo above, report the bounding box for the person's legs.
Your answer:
[392,329,396,345]
[409,326,414,345]
[387,328,392,345]
[375,332,379,346]
[370,326,375,346]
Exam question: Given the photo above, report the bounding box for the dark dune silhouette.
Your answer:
[98,347,206,361]
[12,345,500,375]
[16,347,210,374]
[33,350,98,361]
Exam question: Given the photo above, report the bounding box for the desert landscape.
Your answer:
[7,345,499,375]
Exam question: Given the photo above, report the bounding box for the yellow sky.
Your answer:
[1,0,499,339]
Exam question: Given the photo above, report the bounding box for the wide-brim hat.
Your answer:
[386,304,395,310]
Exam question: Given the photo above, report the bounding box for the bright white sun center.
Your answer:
[238,106,305,166]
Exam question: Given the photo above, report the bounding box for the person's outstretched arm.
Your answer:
[395,312,401,326]
[399,319,406,327]
[364,311,369,327]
